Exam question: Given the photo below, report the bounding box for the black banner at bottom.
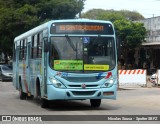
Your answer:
[1,115,160,121]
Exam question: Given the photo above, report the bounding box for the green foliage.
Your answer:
[82,9,107,19]
[0,0,85,62]
[0,2,39,58]
[82,9,144,21]
[36,0,84,20]
[114,20,146,48]
[119,10,144,21]
[114,19,146,65]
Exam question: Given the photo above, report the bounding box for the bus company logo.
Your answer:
[2,116,11,121]
[81,84,86,89]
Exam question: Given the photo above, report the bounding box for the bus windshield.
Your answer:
[50,36,116,72]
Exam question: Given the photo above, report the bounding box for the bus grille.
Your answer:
[71,91,96,96]
[68,85,99,88]
[63,76,104,82]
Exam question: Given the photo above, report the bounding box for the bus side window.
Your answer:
[31,35,38,59]
[19,40,23,60]
[23,39,27,60]
[52,46,59,60]
[34,35,37,58]
[31,36,34,59]
[50,45,59,67]
[37,33,42,58]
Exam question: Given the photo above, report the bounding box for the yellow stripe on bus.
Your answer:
[84,64,109,71]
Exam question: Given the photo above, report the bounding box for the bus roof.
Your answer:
[50,18,112,24]
[14,19,113,42]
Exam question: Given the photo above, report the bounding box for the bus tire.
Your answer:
[19,82,27,100]
[90,99,101,107]
[41,98,49,108]
[2,78,5,82]
[37,82,49,108]
[27,95,34,100]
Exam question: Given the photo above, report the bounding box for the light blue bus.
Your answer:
[13,19,118,108]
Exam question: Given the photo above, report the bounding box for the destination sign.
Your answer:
[58,25,104,31]
[50,22,114,35]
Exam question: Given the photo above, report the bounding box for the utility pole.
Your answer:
[78,0,85,18]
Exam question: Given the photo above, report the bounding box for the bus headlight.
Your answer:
[101,78,115,88]
[49,77,66,89]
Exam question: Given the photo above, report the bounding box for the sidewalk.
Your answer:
[119,84,146,90]
[118,76,160,90]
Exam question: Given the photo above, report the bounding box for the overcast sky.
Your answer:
[83,0,160,18]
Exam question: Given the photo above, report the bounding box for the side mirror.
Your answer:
[43,37,49,52]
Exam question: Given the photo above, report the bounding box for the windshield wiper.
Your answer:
[93,35,101,43]
[65,35,76,51]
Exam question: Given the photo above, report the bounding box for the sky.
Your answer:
[83,0,160,18]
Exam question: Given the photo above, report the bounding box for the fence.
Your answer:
[118,69,147,86]
[156,70,160,85]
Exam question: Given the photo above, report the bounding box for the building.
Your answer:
[138,16,160,73]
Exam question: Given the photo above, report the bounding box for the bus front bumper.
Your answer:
[47,84,117,100]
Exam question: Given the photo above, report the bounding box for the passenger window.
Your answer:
[37,33,42,58]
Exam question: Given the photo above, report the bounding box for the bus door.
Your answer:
[41,37,48,97]
[15,43,20,89]
[26,38,32,94]
[41,30,49,96]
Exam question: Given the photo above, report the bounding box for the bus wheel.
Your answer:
[19,83,27,100]
[37,82,49,108]
[90,99,101,107]
[41,98,49,108]
[27,95,34,100]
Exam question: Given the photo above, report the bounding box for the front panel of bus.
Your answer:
[47,21,117,100]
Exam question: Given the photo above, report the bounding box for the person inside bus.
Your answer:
[95,47,102,56]
[89,45,102,56]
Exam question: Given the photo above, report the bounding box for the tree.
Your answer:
[119,10,144,21]
[114,19,146,66]
[82,9,107,19]
[36,0,85,20]
[0,0,85,63]
[0,3,39,63]
[82,9,144,21]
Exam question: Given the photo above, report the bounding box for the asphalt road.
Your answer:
[0,80,160,124]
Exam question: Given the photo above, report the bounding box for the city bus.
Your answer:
[13,19,118,108]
